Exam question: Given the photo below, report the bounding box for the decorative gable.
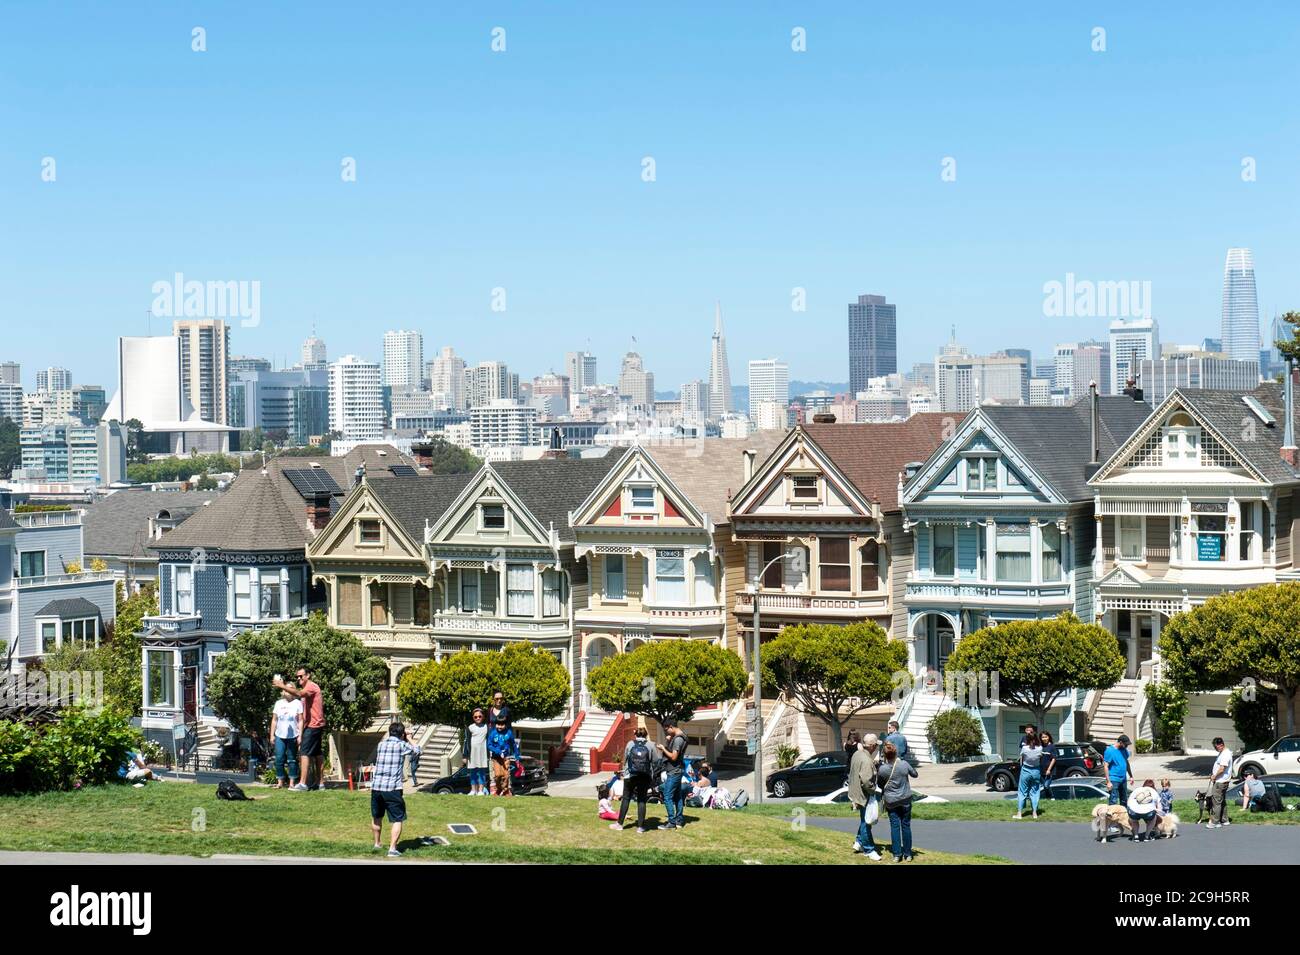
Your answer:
[307,482,424,563]
[430,468,553,549]
[903,414,1059,506]
[729,430,872,518]
[1095,396,1256,480]
[570,446,703,530]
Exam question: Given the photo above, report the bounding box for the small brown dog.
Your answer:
[1091,802,1180,841]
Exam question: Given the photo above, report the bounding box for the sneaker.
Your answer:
[1206,822,1219,829]
[1031,812,1038,819]
[661,822,676,830]
[1012,813,1022,820]
[1222,820,1231,826]
[893,856,904,863]
[608,823,622,831]
[291,783,310,791]
[371,844,383,852]
[902,855,913,862]
[636,828,646,834]
[851,841,862,853]
[387,848,401,858]
[866,850,882,862]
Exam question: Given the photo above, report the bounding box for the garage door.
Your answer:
[1183,694,1243,753]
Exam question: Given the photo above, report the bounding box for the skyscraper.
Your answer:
[302,333,327,369]
[464,361,517,408]
[36,367,72,393]
[1109,318,1160,393]
[1072,340,1111,397]
[707,303,733,419]
[679,379,707,429]
[1221,247,1260,364]
[848,294,898,394]
[0,362,20,386]
[619,352,655,408]
[428,346,467,410]
[382,330,424,391]
[747,359,789,418]
[328,355,384,444]
[173,318,231,424]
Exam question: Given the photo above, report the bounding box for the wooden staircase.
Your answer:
[556,711,620,776]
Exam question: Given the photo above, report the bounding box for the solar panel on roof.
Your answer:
[389,465,417,476]
[283,468,343,498]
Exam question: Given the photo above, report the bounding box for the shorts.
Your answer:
[300,726,325,757]
[371,789,407,823]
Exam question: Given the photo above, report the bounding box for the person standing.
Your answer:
[269,685,304,789]
[487,716,520,796]
[274,667,326,791]
[1014,729,1044,819]
[1039,730,1059,782]
[656,721,688,830]
[848,733,883,861]
[878,742,918,863]
[611,726,654,833]
[884,721,910,764]
[488,691,511,730]
[462,707,491,796]
[370,722,419,857]
[1207,737,1233,829]
[1102,735,1133,806]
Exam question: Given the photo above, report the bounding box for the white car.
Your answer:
[806,786,948,805]
[1232,735,1300,779]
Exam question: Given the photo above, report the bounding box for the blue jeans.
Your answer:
[469,768,489,788]
[274,736,299,782]
[886,802,912,859]
[1018,766,1042,813]
[662,775,685,827]
[856,801,879,851]
[1108,779,1129,805]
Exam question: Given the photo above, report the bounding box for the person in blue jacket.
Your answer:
[487,717,521,796]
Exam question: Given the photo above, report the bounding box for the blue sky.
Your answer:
[2,2,1298,392]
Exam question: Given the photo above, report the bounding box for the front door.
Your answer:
[926,616,955,683]
[181,649,200,722]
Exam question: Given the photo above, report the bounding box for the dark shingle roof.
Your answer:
[0,510,18,532]
[653,433,787,524]
[488,450,629,543]
[1174,384,1300,485]
[366,472,477,545]
[983,397,1152,500]
[35,597,102,619]
[804,413,968,511]
[82,490,216,558]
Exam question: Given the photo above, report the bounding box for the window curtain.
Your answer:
[605,555,626,600]
[996,525,1032,582]
[543,569,565,616]
[1040,525,1062,581]
[655,551,686,604]
[692,554,716,604]
[507,564,535,616]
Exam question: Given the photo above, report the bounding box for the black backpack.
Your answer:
[216,779,249,801]
[1260,783,1284,813]
[626,739,652,776]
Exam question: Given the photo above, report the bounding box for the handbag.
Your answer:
[864,795,880,825]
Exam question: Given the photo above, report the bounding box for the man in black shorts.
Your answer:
[370,722,420,857]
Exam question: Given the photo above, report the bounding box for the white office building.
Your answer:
[302,334,327,369]
[935,339,1028,412]
[36,367,72,393]
[469,399,539,449]
[747,358,789,418]
[427,346,467,410]
[464,361,518,408]
[1109,318,1160,393]
[328,355,384,446]
[103,336,235,453]
[1221,248,1260,364]
[173,318,231,424]
[382,330,424,392]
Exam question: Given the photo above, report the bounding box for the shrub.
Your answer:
[926,708,985,762]
[1144,681,1187,751]
[0,706,140,795]
[1228,686,1278,751]
[1134,738,1153,754]
[775,744,800,768]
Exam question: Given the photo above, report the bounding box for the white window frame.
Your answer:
[479,503,507,532]
[1118,515,1145,562]
[789,475,820,503]
[146,648,177,708]
[931,524,956,577]
[604,554,627,601]
[654,549,687,605]
[355,517,384,547]
[18,549,47,579]
[628,486,656,511]
[459,568,481,612]
[506,563,536,617]
[175,564,195,615]
[232,567,253,620]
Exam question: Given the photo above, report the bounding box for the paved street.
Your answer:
[807,816,1300,864]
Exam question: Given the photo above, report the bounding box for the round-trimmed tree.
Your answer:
[945,612,1125,730]
[759,621,907,751]
[206,612,387,738]
[397,642,570,727]
[1160,582,1300,736]
[587,638,747,726]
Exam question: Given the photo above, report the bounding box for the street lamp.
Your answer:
[750,548,795,804]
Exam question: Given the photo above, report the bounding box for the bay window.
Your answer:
[507,564,536,616]
[819,538,851,592]
[692,554,716,604]
[337,576,362,626]
[413,583,432,625]
[933,525,955,577]
[761,542,784,588]
[147,650,175,707]
[261,577,283,618]
[1040,524,1062,581]
[1118,516,1144,561]
[459,569,481,611]
[176,565,194,614]
[604,555,626,600]
[860,540,880,591]
[655,550,686,604]
[288,568,304,617]
[369,583,388,625]
[543,569,565,616]
[233,568,252,619]
[1194,515,1226,562]
[1239,503,1256,561]
[995,524,1032,582]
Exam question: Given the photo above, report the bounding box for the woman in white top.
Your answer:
[270,687,304,788]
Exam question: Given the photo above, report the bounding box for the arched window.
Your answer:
[1163,412,1200,466]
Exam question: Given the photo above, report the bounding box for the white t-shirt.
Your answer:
[1211,747,1233,784]
[274,698,303,739]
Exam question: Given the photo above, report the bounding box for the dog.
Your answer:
[1193,789,1209,824]
[1091,802,1181,841]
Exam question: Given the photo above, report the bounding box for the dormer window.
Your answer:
[629,486,655,510]
[358,519,382,544]
[481,504,506,530]
[966,457,995,491]
[1162,412,1201,467]
[791,476,818,500]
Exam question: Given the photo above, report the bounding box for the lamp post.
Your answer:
[751,550,792,804]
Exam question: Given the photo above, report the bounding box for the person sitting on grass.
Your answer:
[597,783,619,821]
[118,749,155,784]
[1241,771,1266,812]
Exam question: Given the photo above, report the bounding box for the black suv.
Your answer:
[985,742,1104,792]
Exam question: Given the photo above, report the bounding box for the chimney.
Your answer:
[742,449,756,481]
[410,441,433,470]
[308,495,332,531]
[812,412,836,424]
[1283,362,1298,468]
[1084,380,1102,480]
[542,426,566,460]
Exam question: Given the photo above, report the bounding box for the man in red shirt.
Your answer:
[274,668,326,790]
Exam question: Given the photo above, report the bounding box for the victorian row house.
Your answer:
[896,395,1150,759]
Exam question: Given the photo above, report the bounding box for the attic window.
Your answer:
[481,504,506,529]
[791,476,818,499]
[1162,412,1201,467]
[629,486,655,510]
[358,519,382,543]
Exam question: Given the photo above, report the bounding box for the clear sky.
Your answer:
[2,2,1298,392]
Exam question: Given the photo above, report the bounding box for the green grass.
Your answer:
[0,783,1006,864]
[751,798,1299,824]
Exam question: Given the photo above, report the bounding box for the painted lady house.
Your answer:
[897,392,1149,760]
[726,414,956,758]
[567,435,783,773]
[306,449,626,773]
[138,447,412,761]
[1087,379,1300,753]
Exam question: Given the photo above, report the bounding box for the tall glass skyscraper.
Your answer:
[1221,248,1260,364]
[848,294,897,394]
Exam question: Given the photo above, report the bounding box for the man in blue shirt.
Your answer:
[884,721,910,763]
[1102,734,1133,806]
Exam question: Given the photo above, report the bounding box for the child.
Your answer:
[1158,778,1174,817]
[486,718,520,796]
[597,783,619,821]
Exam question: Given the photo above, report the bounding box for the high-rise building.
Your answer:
[302,333,327,369]
[427,346,467,410]
[564,351,597,396]
[934,337,1029,412]
[1028,378,1053,406]
[1139,353,1261,406]
[707,303,733,419]
[36,367,72,393]
[618,352,655,408]
[328,355,384,444]
[230,355,272,374]
[382,330,424,392]
[231,368,329,442]
[103,336,234,453]
[748,359,789,418]
[464,361,517,408]
[0,362,20,386]
[532,372,570,416]
[71,385,107,425]
[680,380,707,429]
[469,399,539,449]
[1053,344,1076,400]
[1221,248,1260,364]
[1109,318,1160,393]
[19,421,124,485]
[848,294,898,394]
[1072,340,1111,397]
[173,318,231,424]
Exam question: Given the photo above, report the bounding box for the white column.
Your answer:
[533,562,542,620]
[1030,520,1042,584]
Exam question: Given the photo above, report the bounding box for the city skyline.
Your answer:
[3,6,1297,389]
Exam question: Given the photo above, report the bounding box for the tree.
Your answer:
[122,418,147,464]
[1160,582,1300,736]
[760,621,907,750]
[944,612,1124,729]
[1275,310,1300,364]
[95,582,159,715]
[587,639,747,726]
[397,642,570,727]
[0,416,19,477]
[419,436,483,475]
[206,613,387,738]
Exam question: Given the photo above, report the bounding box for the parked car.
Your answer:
[1232,736,1300,779]
[985,743,1104,792]
[1225,773,1300,805]
[807,786,947,805]
[428,756,548,796]
[1001,777,1110,801]
[766,750,848,798]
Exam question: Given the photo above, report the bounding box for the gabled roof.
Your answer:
[570,445,708,530]
[82,490,216,558]
[484,450,629,543]
[35,597,102,619]
[364,472,477,545]
[0,509,18,532]
[650,433,786,525]
[803,413,966,510]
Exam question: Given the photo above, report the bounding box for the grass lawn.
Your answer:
[749,798,1300,825]
[0,783,1007,864]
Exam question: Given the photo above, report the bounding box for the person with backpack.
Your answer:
[657,721,689,830]
[1240,771,1266,812]
[611,726,655,832]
